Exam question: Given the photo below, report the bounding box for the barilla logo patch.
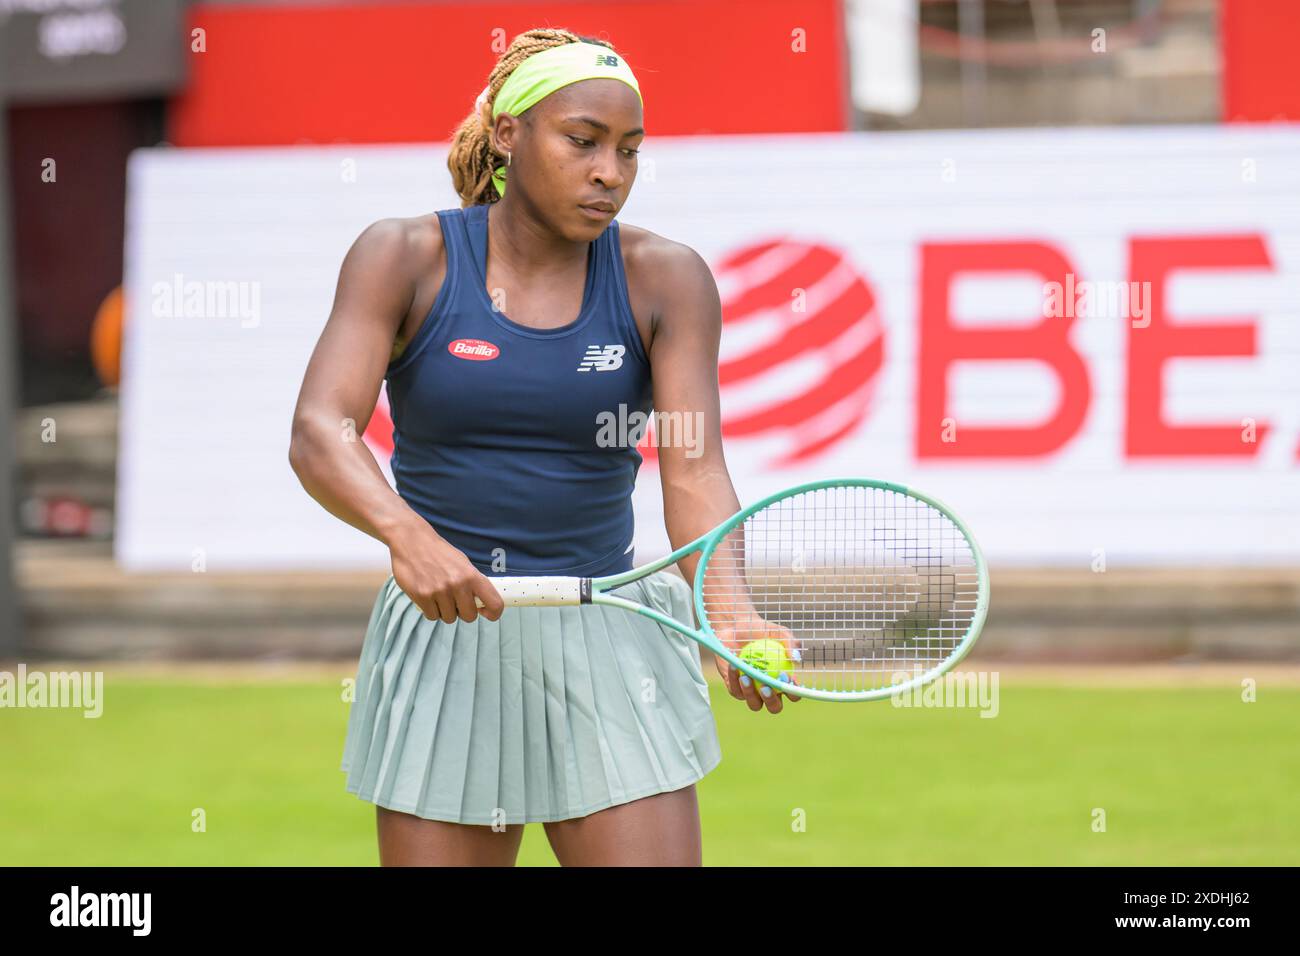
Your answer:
[448,338,500,361]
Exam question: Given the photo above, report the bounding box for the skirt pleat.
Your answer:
[341,570,722,825]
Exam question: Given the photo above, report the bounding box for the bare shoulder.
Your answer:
[403,210,447,264]
[617,220,719,329]
[349,212,444,276]
[619,220,715,289]
[341,213,450,358]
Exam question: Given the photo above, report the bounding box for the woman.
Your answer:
[289,27,797,867]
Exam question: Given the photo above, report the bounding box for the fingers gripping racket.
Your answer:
[475,478,990,702]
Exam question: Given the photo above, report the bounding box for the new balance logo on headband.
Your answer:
[578,345,626,372]
[596,54,620,68]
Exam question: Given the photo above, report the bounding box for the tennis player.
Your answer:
[289,27,797,867]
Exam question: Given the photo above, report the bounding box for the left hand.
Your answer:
[711,618,802,714]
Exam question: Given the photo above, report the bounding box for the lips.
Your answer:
[580,201,616,213]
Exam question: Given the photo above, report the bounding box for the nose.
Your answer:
[592,146,625,191]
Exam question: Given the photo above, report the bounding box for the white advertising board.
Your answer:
[119,126,1300,570]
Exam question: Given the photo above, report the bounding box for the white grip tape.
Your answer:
[475,576,583,607]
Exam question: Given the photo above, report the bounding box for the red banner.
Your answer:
[1222,0,1300,122]
[171,1,848,146]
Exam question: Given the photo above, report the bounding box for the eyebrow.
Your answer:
[566,115,645,138]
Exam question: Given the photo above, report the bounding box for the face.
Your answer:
[495,78,644,239]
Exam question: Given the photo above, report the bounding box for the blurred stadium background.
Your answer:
[1,0,1298,866]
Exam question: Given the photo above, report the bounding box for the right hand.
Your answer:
[389,522,505,625]
[710,618,802,714]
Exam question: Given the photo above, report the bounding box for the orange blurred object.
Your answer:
[91,285,124,387]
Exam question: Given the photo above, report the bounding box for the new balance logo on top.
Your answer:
[577,344,626,372]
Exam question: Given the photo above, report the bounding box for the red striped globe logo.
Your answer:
[640,237,884,467]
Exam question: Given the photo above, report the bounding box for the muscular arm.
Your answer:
[288,219,422,546]
[648,242,797,712]
[648,243,741,594]
[289,218,503,623]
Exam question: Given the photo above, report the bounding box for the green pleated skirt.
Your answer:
[341,570,723,825]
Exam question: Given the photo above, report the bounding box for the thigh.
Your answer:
[376,806,526,866]
[542,785,703,867]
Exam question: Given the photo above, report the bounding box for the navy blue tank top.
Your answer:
[383,204,653,577]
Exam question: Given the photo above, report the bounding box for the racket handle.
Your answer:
[475,576,585,607]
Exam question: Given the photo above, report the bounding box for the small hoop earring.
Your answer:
[506,152,512,167]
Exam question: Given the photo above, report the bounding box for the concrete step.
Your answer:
[12,539,1300,662]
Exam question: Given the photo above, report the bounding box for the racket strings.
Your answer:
[699,485,980,695]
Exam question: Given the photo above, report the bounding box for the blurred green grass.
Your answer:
[1,673,1296,865]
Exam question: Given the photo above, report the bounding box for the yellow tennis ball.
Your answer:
[738,638,794,682]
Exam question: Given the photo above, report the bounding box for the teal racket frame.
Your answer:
[589,477,990,703]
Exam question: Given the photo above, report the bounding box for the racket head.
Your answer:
[694,477,989,702]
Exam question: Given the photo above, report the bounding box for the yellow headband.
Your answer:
[477,41,642,198]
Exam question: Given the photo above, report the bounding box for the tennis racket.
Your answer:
[475,477,989,702]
